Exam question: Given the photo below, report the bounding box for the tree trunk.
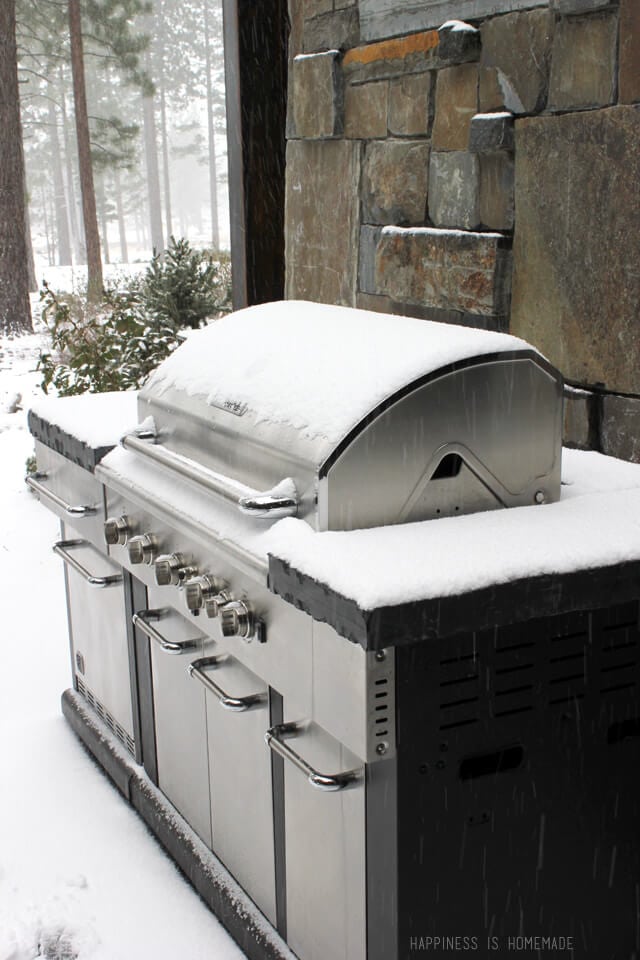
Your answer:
[96,176,110,264]
[142,73,164,255]
[24,200,38,292]
[48,97,73,266]
[68,0,103,300]
[60,74,83,263]
[0,0,33,334]
[159,82,173,243]
[114,167,129,263]
[204,1,220,249]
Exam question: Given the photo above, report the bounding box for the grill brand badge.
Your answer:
[210,398,248,417]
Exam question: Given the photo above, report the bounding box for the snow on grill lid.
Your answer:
[145,300,533,445]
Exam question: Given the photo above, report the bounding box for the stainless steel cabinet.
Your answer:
[139,586,212,847]
[60,523,135,753]
[277,720,367,960]
[190,654,276,923]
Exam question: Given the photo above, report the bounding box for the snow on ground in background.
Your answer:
[37,263,148,296]
[0,337,245,960]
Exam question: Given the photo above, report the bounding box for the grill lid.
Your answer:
[133,300,563,531]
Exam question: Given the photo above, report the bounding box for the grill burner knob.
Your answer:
[155,553,196,586]
[184,574,223,613]
[204,591,232,619]
[220,600,254,640]
[127,534,158,565]
[104,516,131,546]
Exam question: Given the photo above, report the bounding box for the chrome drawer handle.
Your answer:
[53,539,122,587]
[120,433,298,519]
[26,474,97,516]
[265,722,363,792]
[132,609,199,655]
[188,656,267,712]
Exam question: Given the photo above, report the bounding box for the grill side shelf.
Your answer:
[28,410,114,473]
[267,554,640,651]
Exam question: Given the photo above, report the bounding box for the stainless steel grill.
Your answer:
[28,302,571,960]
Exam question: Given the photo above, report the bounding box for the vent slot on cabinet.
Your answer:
[459,745,524,780]
[74,675,136,757]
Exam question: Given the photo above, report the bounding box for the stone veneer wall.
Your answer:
[285,0,640,462]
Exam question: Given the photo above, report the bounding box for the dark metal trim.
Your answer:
[269,688,287,940]
[268,554,640,651]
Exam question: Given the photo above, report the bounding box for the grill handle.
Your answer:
[265,722,363,792]
[53,539,122,587]
[27,474,97,517]
[188,656,267,712]
[120,433,298,519]
[132,609,199,655]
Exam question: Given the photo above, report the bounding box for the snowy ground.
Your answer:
[0,283,245,959]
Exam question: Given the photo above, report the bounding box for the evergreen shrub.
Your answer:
[37,239,232,396]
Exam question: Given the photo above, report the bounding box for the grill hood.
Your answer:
[130,300,563,531]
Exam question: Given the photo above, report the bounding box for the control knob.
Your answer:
[104,515,132,546]
[220,600,254,640]
[127,533,158,565]
[155,553,197,586]
[184,574,225,613]
[204,590,232,619]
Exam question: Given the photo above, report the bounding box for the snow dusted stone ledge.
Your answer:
[28,391,138,471]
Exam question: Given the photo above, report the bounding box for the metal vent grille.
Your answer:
[434,603,640,736]
[75,676,136,756]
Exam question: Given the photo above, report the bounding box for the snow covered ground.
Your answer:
[0,299,244,958]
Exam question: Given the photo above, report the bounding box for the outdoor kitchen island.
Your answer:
[27,302,640,960]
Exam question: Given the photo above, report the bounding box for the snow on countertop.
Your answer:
[29,390,139,448]
[266,449,640,610]
[144,300,533,445]
[102,443,640,612]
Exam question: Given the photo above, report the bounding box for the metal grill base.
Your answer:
[61,688,296,960]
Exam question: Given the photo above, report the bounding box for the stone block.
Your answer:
[548,13,617,111]
[359,225,382,294]
[511,107,640,395]
[428,151,480,230]
[619,0,640,104]
[388,73,433,137]
[601,394,640,462]
[305,0,332,16]
[469,112,514,152]
[290,52,343,139]
[563,387,593,450]
[551,0,611,13]
[362,140,430,225]
[436,20,481,64]
[432,63,478,151]
[285,139,361,306]
[344,81,388,139]
[342,31,440,84]
[359,0,548,44]
[480,9,554,114]
[479,153,514,231]
[374,226,512,318]
[303,8,359,53]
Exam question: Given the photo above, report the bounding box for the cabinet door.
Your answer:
[143,586,212,847]
[191,655,276,922]
[63,531,134,749]
[280,720,366,960]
